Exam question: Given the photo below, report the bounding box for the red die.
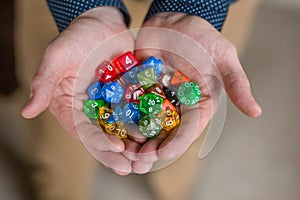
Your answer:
[95,60,120,83]
[113,51,138,73]
[124,84,144,103]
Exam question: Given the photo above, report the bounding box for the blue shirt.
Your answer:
[47,0,235,32]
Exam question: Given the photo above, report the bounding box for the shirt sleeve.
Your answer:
[47,0,130,32]
[145,0,236,31]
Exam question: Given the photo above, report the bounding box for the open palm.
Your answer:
[22,7,136,175]
[22,10,262,175]
[131,13,262,173]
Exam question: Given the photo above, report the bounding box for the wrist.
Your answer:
[77,6,126,26]
[144,0,231,31]
[143,12,187,27]
[143,12,213,32]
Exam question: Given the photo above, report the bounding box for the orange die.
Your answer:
[170,71,190,86]
[162,99,176,111]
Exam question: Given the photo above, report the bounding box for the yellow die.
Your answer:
[98,106,112,125]
[103,122,127,139]
[159,109,180,131]
[114,122,127,139]
[104,122,117,134]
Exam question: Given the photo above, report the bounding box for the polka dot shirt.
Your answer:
[47,0,236,32]
[47,0,130,32]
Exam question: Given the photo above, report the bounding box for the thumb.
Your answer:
[21,69,60,119]
[218,49,262,118]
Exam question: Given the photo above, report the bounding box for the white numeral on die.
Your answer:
[125,56,132,65]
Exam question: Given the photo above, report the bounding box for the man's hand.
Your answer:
[132,12,262,173]
[21,7,135,175]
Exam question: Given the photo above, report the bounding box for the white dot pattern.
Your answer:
[47,0,236,32]
[47,0,130,32]
[146,0,235,31]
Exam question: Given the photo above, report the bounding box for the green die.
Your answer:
[139,93,163,115]
[83,99,106,119]
[137,67,156,88]
[138,115,163,138]
[177,82,201,106]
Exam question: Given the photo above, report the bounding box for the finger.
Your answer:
[122,139,141,161]
[132,161,153,174]
[74,110,125,152]
[112,169,131,176]
[91,150,132,175]
[21,69,62,119]
[218,47,262,117]
[134,48,162,63]
[157,107,201,161]
[126,124,148,145]
[138,132,168,162]
[50,102,81,140]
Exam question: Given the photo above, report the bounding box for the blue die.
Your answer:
[101,82,124,103]
[123,66,139,84]
[107,106,124,123]
[123,103,141,123]
[142,56,163,79]
[87,82,102,100]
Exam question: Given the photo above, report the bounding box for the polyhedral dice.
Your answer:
[163,87,180,107]
[158,109,180,131]
[123,84,144,103]
[142,56,163,79]
[123,66,139,84]
[138,115,163,138]
[83,99,105,119]
[161,73,172,87]
[170,70,190,86]
[162,99,177,111]
[101,82,124,103]
[107,106,124,123]
[130,88,145,104]
[148,84,166,98]
[98,106,113,125]
[137,67,157,88]
[114,122,128,139]
[104,122,127,139]
[95,60,120,83]
[139,93,163,115]
[112,51,138,73]
[87,82,102,100]
[177,82,201,106]
[123,103,141,123]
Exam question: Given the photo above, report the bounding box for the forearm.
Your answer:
[145,0,236,31]
[47,0,130,32]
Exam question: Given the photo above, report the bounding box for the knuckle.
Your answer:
[214,37,238,66]
[44,41,65,60]
[224,71,250,94]
[222,42,237,60]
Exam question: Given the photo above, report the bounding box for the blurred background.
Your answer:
[1,0,300,199]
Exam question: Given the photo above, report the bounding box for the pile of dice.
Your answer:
[83,51,201,139]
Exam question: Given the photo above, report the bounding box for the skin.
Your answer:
[133,12,262,173]
[22,8,262,175]
[21,7,136,175]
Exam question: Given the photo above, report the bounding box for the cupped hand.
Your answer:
[21,7,136,175]
[131,12,262,173]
